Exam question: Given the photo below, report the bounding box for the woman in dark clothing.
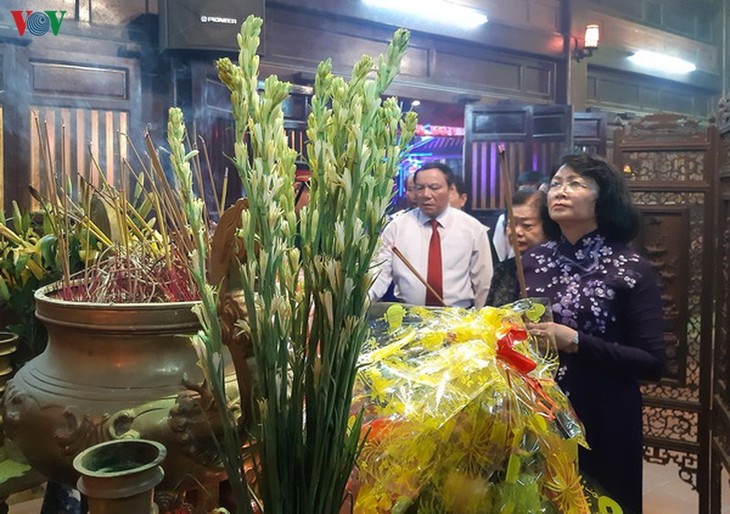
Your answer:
[485,189,550,306]
[522,153,666,514]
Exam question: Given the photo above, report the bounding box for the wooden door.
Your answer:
[463,102,572,227]
[1,42,140,209]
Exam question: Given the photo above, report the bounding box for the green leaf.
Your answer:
[11,201,22,234]
[14,253,29,277]
[42,213,54,236]
[39,234,58,268]
[525,302,547,323]
[137,196,153,219]
[132,172,146,205]
[0,455,32,482]
[0,278,10,303]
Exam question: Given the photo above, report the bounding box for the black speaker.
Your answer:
[158,0,264,53]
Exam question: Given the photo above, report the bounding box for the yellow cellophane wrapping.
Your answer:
[351,303,618,514]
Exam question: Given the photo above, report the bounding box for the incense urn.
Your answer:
[1,283,243,506]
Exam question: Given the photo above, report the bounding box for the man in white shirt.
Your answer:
[369,162,493,308]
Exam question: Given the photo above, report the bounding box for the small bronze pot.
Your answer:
[74,439,166,514]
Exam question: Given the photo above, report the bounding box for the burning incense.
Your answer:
[497,144,527,299]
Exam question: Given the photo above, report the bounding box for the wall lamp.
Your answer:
[573,24,600,62]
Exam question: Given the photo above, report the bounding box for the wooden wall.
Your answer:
[0,0,724,211]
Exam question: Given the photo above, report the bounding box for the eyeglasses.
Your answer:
[547,180,596,194]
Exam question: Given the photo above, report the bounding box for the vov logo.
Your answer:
[10,10,66,36]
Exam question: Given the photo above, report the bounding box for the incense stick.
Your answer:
[392,245,446,307]
[497,145,527,299]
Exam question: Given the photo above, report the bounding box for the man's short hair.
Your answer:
[516,170,545,188]
[452,175,467,196]
[414,161,455,187]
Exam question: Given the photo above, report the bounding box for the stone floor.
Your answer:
[642,461,730,514]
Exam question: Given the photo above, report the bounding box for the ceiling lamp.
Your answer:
[628,50,696,74]
[362,0,488,29]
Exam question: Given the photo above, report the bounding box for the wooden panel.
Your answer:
[532,107,569,139]
[29,106,129,207]
[573,112,607,155]
[263,4,557,104]
[90,1,155,24]
[466,138,563,218]
[485,0,561,32]
[588,69,713,119]
[268,14,429,79]
[622,149,709,184]
[269,0,563,58]
[468,140,511,211]
[522,65,552,95]
[432,47,555,100]
[204,76,233,114]
[465,103,571,218]
[635,207,690,383]
[586,10,717,70]
[435,52,521,91]
[641,87,660,111]
[471,110,529,138]
[31,61,128,99]
[595,75,642,106]
[660,90,696,117]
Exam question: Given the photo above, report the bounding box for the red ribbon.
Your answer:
[496,324,536,374]
[496,324,561,420]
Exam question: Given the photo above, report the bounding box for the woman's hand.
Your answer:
[526,322,579,354]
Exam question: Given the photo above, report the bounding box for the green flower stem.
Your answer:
[181,15,419,514]
[167,107,253,514]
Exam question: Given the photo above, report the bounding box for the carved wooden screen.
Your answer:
[613,114,718,514]
[711,102,730,514]
[463,103,572,226]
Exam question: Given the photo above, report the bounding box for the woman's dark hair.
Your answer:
[413,161,455,187]
[542,153,640,243]
[510,189,560,240]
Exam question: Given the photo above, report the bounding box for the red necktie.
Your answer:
[426,219,443,306]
